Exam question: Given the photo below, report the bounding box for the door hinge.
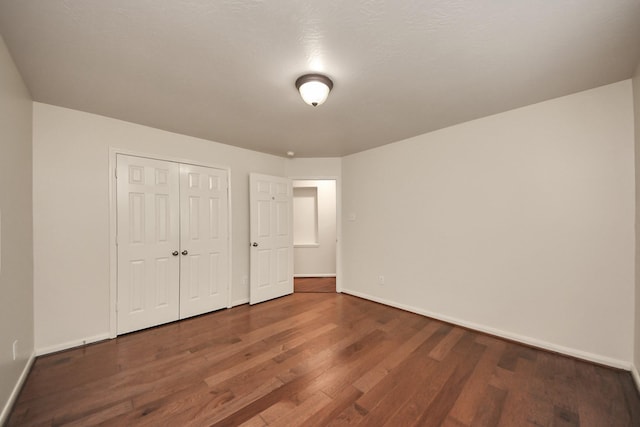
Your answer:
[114,168,118,179]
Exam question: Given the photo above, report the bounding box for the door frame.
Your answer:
[288,175,342,293]
[108,147,232,338]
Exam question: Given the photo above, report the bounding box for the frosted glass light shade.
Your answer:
[295,74,333,107]
[298,81,330,106]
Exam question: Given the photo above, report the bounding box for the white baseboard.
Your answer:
[342,288,632,371]
[35,333,111,356]
[294,274,337,278]
[0,351,35,425]
[631,364,640,394]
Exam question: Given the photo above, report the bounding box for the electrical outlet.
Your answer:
[12,340,18,361]
[378,275,385,286]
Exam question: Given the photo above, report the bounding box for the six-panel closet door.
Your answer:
[179,163,229,319]
[116,154,229,335]
[249,173,294,305]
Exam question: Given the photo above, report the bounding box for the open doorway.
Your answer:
[292,179,337,293]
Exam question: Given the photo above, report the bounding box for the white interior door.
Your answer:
[249,173,294,304]
[179,164,229,318]
[116,155,180,334]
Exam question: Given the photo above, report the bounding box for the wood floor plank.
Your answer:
[52,399,134,426]
[448,337,506,425]
[494,357,550,426]
[208,365,330,425]
[277,329,389,406]
[325,403,368,426]
[11,350,198,425]
[294,277,336,293]
[203,323,337,387]
[353,319,441,393]
[304,386,363,427]
[148,378,280,427]
[618,370,640,425]
[470,385,507,427]
[356,354,441,426]
[440,417,468,427]
[7,293,640,426]
[226,326,363,398]
[239,414,267,427]
[267,391,332,427]
[428,326,465,361]
[353,330,465,426]
[351,323,452,416]
[255,400,296,424]
[393,339,486,427]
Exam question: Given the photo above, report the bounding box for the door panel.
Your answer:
[179,164,229,318]
[117,155,230,334]
[250,173,293,304]
[117,155,180,334]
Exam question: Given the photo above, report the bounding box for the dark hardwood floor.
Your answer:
[8,293,640,426]
[294,277,336,293]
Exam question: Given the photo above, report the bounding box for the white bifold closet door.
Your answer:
[179,163,229,319]
[116,154,229,335]
[116,155,180,334]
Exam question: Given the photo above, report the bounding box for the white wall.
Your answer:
[633,62,640,383]
[0,35,34,422]
[293,180,337,276]
[286,157,342,178]
[342,81,635,367]
[294,186,319,245]
[33,103,287,353]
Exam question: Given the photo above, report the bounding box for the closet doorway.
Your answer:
[292,179,337,293]
[115,154,230,334]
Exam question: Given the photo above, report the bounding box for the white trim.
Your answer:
[336,177,342,294]
[226,172,233,309]
[35,333,111,356]
[108,147,233,338]
[108,149,117,338]
[631,364,640,393]
[294,243,320,248]
[232,298,249,307]
[342,288,632,371]
[294,274,336,278]
[288,176,342,293]
[0,352,35,426]
[110,147,231,171]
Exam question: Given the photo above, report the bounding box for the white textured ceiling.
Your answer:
[1,1,639,157]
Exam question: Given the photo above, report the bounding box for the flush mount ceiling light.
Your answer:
[295,74,333,107]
